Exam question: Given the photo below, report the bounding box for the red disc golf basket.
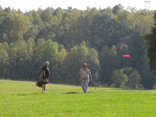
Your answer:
[123,55,130,68]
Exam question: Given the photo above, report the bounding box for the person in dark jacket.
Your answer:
[38,61,50,93]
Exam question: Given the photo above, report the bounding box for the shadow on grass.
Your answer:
[64,91,98,94]
[87,91,98,93]
[64,92,79,94]
[16,93,42,96]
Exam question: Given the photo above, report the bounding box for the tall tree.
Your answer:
[112,4,123,15]
[87,48,101,75]
[0,43,9,78]
[0,13,32,43]
[142,11,156,73]
[110,69,128,88]
[40,7,53,23]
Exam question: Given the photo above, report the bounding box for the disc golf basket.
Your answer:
[92,72,100,90]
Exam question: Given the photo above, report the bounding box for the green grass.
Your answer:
[0,80,156,117]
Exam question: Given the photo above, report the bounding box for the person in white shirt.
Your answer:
[79,63,93,92]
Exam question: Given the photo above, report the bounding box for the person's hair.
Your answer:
[45,61,49,64]
[83,63,87,67]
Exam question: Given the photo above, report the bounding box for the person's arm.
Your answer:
[38,67,44,80]
[87,68,93,82]
[89,73,93,82]
[47,68,50,78]
[79,69,82,81]
[79,74,81,81]
[38,75,40,80]
[38,70,41,80]
[38,75,41,80]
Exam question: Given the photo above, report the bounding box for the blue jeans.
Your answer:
[81,78,89,92]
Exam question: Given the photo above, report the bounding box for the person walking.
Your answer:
[38,61,50,93]
[79,63,93,92]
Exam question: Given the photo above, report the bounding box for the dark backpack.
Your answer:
[36,80,48,87]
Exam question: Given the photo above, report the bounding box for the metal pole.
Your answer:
[122,57,124,68]
[95,84,96,90]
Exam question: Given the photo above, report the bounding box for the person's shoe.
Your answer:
[43,91,47,93]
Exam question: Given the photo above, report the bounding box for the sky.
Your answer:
[1,0,156,12]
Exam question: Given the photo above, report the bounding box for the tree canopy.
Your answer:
[0,5,155,89]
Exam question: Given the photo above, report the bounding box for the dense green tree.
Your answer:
[0,44,9,78]
[99,45,111,83]
[3,7,11,13]
[112,4,123,15]
[142,11,156,73]
[117,10,130,29]
[127,71,143,89]
[87,48,101,74]
[90,13,125,50]
[8,42,17,79]
[28,10,42,25]
[0,5,3,12]
[111,69,128,88]
[52,49,68,83]
[111,67,143,89]
[53,7,63,16]
[0,13,32,43]
[36,24,57,41]
[0,6,155,88]
[40,7,53,23]
[140,57,156,89]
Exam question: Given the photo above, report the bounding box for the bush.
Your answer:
[111,67,144,89]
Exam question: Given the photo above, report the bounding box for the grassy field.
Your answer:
[0,80,156,117]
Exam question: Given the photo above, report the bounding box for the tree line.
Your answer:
[0,4,155,89]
